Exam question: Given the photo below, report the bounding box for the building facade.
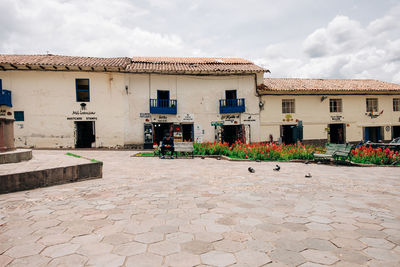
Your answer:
[258,78,400,145]
[1,55,400,149]
[0,55,266,149]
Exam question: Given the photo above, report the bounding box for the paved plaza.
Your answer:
[0,150,400,267]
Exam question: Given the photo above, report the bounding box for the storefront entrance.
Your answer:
[393,126,400,139]
[75,121,95,148]
[182,124,194,142]
[329,123,345,144]
[153,123,173,145]
[364,126,383,142]
[281,125,296,144]
[221,125,244,145]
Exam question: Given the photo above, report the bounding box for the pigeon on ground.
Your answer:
[217,157,221,160]
[248,167,255,173]
[317,161,322,164]
[273,165,280,171]
[392,161,398,165]
[256,159,261,162]
[305,173,312,178]
[201,156,205,159]
[304,160,310,164]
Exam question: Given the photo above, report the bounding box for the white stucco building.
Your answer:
[0,55,266,149]
[1,54,400,149]
[258,78,400,145]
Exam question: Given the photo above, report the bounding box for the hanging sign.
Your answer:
[211,121,224,126]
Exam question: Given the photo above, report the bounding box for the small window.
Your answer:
[225,90,237,100]
[330,99,342,113]
[14,111,24,121]
[366,98,378,112]
[157,90,170,100]
[76,79,90,102]
[282,99,295,113]
[393,98,400,112]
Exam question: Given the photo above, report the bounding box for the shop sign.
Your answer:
[221,114,240,122]
[211,121,224,126]
[0,107,13,119]
[194,124,204,143]
[331,115,343,121]
[67,110,97,121]
[140,113,151,118]
[153,115,168,122]
[243,115,256,122]
[180,113,194,122]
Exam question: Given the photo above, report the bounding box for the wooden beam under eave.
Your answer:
[91,67,95,71]
[104,67,107,72]
[53,66,57,70]
[25,65,32,70]
[78,66,82,71]
[0,65,5,71]
[65,66,70,71]
[10,64,18,70]
[39,66,45,70]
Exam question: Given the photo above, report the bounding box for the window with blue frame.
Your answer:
[76,79,90,102]
[14,111,24,121]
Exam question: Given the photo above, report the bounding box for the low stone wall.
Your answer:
[0,149,32,164]
[0,162,102,194]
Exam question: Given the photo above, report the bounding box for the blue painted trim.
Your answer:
[0,89,12,107]
[219,98,245,113]
[150,99,177,114]
[76,78,90,102]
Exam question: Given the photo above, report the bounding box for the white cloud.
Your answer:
[257,5,400,83]
[0,0,188,57]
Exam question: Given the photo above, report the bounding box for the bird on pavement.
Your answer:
[273,165,280,171]
[304,160,310,164]
[305,173,312,178]
[248,167,255,173]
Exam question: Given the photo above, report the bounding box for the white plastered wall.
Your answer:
[260,94,400,143]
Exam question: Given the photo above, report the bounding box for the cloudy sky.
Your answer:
[1,0,399,82]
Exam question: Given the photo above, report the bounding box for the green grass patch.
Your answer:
[66,152,103,164]
[65,152,82,158]
[135,152,155,157]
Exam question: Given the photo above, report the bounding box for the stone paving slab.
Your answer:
[0,150,399,266]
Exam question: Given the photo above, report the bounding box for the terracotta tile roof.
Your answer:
[127,57,266,73]
[0,54,267,73]
[0,54,130,67]
[132,57,253,64]
[258,78,400,94]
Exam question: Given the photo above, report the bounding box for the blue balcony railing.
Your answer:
[150,99,177,114]
[0,90,12,107]
[219,98,245,113]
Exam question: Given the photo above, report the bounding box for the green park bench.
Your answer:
[332,144,354,164]
[156,142,194,158]
[314,143,354,164]
[314,143,337,160]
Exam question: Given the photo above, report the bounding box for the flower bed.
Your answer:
[193,141,316,161]
[350,146,399,165]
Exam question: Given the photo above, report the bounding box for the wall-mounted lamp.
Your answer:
[320,96,328,102]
